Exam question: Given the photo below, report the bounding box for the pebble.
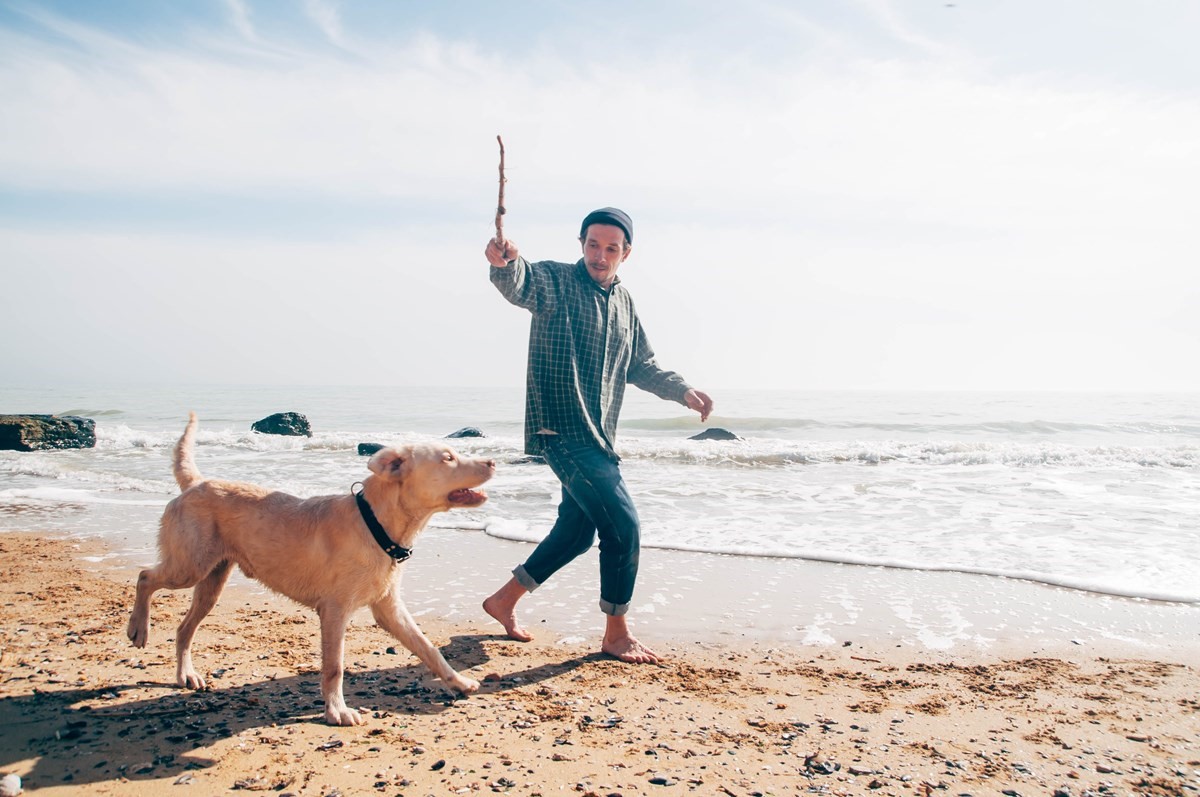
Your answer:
[0,774,22,797]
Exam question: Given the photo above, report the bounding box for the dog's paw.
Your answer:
[126,618,147,648]
[447,674,480,695]
[324,703,364,726]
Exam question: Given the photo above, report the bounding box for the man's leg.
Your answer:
[484,483,596,641]
[541,440,659,664]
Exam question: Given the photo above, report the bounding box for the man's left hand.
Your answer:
[684,389,714,423]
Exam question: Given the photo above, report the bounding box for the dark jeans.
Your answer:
[513,437,640,616]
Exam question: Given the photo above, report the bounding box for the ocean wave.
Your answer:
[26,422,1200,471]
[0,456,173,494]
[92,424,526,456]
[59,408,127,418]
[480,522,1199,604]
[0,486,167,507]
[620,415,1200,438]
[615,438,1200,469]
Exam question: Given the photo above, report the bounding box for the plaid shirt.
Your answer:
[491,257,693,458]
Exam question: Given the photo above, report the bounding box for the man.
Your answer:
[482,207,714,664]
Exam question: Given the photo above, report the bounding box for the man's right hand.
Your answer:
[486,237,519,268]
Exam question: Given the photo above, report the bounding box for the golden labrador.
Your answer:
[126,413,495,725]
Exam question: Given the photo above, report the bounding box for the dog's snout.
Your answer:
[485,459,497,470]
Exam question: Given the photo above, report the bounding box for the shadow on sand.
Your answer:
[0,633,602,790]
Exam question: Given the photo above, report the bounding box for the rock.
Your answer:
[0,415,96,451]
[0,773,22,797]
[511,455,547,465]
[804,751,840,775]
[446,427,485,438]
[251,412,312,437]
[358,442,384,456]
[688,427,742,442]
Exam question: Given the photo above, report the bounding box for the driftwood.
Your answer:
[495,135,506,242]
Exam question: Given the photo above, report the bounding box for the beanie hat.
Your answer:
[579,207,633,244]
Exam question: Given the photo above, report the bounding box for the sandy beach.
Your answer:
[2,531,1198,797]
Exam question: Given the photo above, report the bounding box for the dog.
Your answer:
[126,413,495,725]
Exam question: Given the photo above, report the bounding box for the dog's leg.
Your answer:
[127,558,210,648]
[317,602,361,726]
[173,559,233,690]
[126,566,162,648]
[370,592,480,696]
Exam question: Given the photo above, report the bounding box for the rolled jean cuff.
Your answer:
[512,564,541,592]
[598,598,629,616]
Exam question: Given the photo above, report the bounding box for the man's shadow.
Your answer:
[0,634,601,791]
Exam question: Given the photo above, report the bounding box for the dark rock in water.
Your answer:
[251,412,312,437]
[689,427,742,442]
[358,442,385,456]
[446,427,485,439]
[511,455,547,465]
[0,415,97,451]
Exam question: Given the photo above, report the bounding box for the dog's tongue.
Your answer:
[449,488,486,505]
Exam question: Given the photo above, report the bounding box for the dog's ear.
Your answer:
[367,448,406,480]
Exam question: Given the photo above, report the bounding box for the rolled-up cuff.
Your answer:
[598,598,629,616]
[512,564,541,592]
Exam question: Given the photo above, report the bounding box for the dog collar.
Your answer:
[351,482,412,562]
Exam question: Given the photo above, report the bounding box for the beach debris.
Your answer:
[803,750,840,775]
[173,773,195,785]
[648,776,676,786]
[250,412,312,437]
[0,774,22,797]
[579,715,623,729]
[232,776,273,790]
[316,738,344,751]
[431,760,446,771]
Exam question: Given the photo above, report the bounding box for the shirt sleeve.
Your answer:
[627,314,693,405]
[490,257,556,315]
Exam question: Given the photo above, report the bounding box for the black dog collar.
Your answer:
[351,482,412,562]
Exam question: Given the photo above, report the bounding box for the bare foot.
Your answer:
[483,593,533,642]
[601,634,660,664]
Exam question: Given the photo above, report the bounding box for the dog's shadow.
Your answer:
[0,634,601,791]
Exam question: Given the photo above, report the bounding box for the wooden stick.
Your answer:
[495,135,506,243]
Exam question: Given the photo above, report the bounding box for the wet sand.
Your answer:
[1,531,1198,796]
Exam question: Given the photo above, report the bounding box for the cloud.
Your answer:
[2,8,1197,243]
[303,0,347,49]
[222,0,259,43]
[2,4,1198,389]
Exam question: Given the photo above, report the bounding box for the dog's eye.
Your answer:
[444,452,455,463]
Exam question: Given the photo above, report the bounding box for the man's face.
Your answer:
[580,223,631,289]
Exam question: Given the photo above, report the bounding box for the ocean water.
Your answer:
[1,385,1198,605]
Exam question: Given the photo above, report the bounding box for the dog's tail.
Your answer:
[173,412,203,491]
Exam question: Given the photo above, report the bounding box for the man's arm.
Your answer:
[627,318,713,422]
[486,237,554,313]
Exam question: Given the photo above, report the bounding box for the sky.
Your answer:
[1,0,1198,392]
